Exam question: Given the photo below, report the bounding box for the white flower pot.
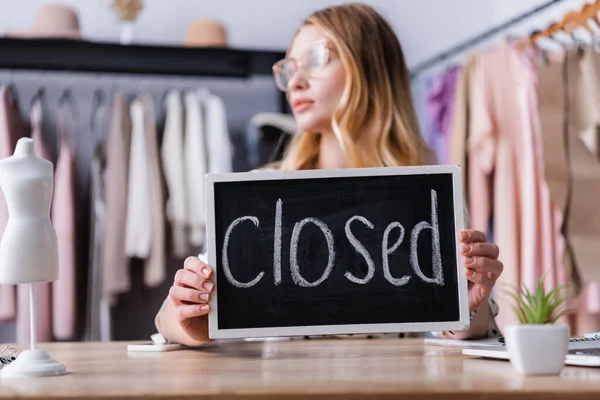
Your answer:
[504,324,569,375]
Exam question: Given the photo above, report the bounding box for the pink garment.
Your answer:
[139,94,166,288]
[0,87,23,321]
[102,91,132,303]
[51,106,77,340]
[32,100,52,162]
[567,48,600,315]
[467,45,563,332]
[16,98,53,343]
[526,52,563,297]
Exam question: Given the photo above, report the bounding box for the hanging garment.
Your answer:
[537,52,570,217]
[0,87,23,321]
[31,97,52,162]
[125,98,153,259]
[102,90,132,303]
[85,143,106,341]
[185,91,208,249]
[51,101,77,341]
[526,48,565,308]
[161,90,188,257]
[566,47,600,318]
[450,54,477,213]
[139,94,166,288]
[16,97,53,343]
[84,93,108,342]
[426,66,460,164]
[201,89,233,174]
[467,44,562,332]
[535,50,574,303]
[412,77,441,164]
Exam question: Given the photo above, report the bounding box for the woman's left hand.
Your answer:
[460,229,503,314]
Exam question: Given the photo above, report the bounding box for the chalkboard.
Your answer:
[206,165,469,339]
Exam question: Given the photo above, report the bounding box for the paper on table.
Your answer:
[424,336,504,348]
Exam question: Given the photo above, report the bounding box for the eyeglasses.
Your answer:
[272,39,331,92]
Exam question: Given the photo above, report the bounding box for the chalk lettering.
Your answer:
[344,216,375,284]
[274,199,282,286]
[223,190,446,289]
[382,222,410,286]
[222,216,265,288]
[410,189,444,286]
[290,218,336,287]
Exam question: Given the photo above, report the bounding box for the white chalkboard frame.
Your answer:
[206,164,469,339]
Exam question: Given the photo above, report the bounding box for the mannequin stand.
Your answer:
[0,284,66,378]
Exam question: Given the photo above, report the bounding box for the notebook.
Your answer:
[462,346,600,367]
[425,335,600,350]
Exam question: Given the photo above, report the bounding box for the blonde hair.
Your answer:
[277,3,431,171]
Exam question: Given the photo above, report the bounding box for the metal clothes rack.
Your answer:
[0,37,290,343]
[409,0,564,78]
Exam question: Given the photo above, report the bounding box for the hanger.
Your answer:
[581,2,600,49]
[525,29,550,64]
[57,88,78,152]
[581,1,600,29]
[30,87,45,106]
[562,11,593,50]
[89,89,105,140]
[517,21,560,50]
[58,88,71,112]
[128,77,151,103]
[29,87,52,120]
[29,87,48,140]
[4,83,20,107]
[561,10,595,37]
[519,1,600,50]
[160,88,181,108]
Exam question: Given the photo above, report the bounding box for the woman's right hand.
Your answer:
[167,256,215,344]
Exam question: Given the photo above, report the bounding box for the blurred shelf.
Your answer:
[0,37,286,78]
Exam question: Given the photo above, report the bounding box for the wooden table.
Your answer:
[0,338,599,399]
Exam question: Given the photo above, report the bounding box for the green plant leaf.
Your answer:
[547,297,567,322]
[545,286,561,304]
[549,306,574,324]
[504,268,572,325]
[507,290,533,323]
[535,283,545,323]
[522,302,537,324]
[521,284,540,323]
[523,284,535,307]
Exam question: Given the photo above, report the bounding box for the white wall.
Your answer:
[0,0,591,74]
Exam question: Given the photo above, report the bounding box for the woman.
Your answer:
[155,3,503,346]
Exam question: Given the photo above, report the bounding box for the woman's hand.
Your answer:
[460,229,503,314]
[167,256,215,344]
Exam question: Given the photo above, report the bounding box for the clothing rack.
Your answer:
[0,37,290,344]
[0,37,289,112]
[409,0,564,78]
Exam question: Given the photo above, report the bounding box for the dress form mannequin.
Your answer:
[0,137,66,378]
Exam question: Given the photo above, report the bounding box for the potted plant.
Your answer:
[504,272,572,375]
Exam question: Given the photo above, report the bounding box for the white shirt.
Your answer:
[185,90,208,248]
[125,99,152,258]
[161,91,188,256]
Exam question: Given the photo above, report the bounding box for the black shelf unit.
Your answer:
[0,37,288,111]
[0,37,285,77]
